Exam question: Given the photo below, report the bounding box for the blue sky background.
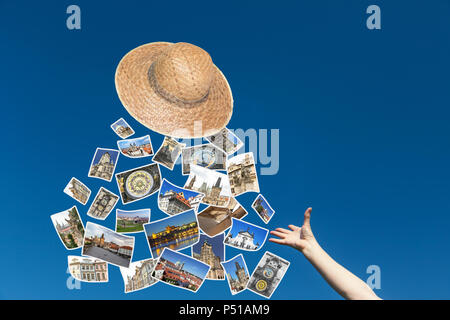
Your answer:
[193,233,225,260]
[160,249,210,279]
[1,0,450,299]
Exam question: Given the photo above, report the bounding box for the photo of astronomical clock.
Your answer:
[181,144,227,175]
[115,163,161,204]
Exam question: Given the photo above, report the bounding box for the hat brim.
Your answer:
[115,42,233,139]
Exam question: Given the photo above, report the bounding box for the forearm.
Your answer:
[302,241,381,300]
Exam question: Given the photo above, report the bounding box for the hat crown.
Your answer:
[152,43,214,103]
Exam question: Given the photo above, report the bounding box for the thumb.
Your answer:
[303,207,312,228]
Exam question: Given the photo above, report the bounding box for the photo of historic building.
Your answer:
[184,164,231,207]
[111,118,135,139]
[252,194,275,224]
[117,135,153,158]
[227,152,260,196]
[151,248,210,292]
[83,222,134,268]
[68,256,108,283]
[115,163,161,205]
[224,218,268,251]
[158,179,204,215]
[63,177,91,205]
[197,197,247,237]
[88,148,119,182]
[247,251,290,299]
[221,254,250,295]
[87,187,119,220]
[181,144,227,175]
[120,258,157,293]
[192,233,225,280]
[144,210,199,258]
[206,128,244,155]
[152,136,185,170]
[115,209,150,234]
[50,206,85,250]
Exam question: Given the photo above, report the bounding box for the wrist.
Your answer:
[300,238,322,260]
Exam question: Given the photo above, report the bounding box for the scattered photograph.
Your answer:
[181,144,227,175]
[117,135,153,158]
[152,136,185,170]
[144,210,199,258]
[184,164,231,207]
[221,254,250,295]
[224,218,268,251]
[63,177,91,205]
[120,258,158,293]
[206,128,244,155]
[82,222,135,268]
[111,118,135,139]
[50,206,85,250]
[115,163,161,205]
[247,251,290,299]
[151,248,210,293]
[197,197,247,237]
[158,179,204,215]
[88,148,120,182]
[192,233,225,280]
[115,209,150,234]
[68,255,108,283]
[252,194,276,224]
[227,152,260,197]
[87,187,119,220]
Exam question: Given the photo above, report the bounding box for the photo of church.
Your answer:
[221,254,250,295]
[117,135,153,158]
[152,136,185,170]
[197,197,248,237]
[181,143,227,175]
[206,127,244,155]
[63,177,91,205]
[192,233,225,280]
[87,187,119,220]
[158,179,204,215]
[227,152,260,197]
[120,258,158,293]
[184,164,231,207]
[111,118,135,139]
[50,206,85,250]
[252,194,275,224]
[88,148,119,182]
[224,218,268,251]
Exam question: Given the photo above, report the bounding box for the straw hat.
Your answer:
[115,42,233,139]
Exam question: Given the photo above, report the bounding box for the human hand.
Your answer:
[269,207,318,255]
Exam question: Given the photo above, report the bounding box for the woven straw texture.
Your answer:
[115,42,233,138]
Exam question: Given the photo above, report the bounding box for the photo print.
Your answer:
[111,118,135,139]
[181,144,227,175]
[82,222,135,268]
[192,233,226,281]
[224,218,268,251]
[88,148,119,182]
[221,254,250,295]
[227,152,259,197]
[205,128,244,155]
[197,197,247,237]
[87,187,119,220]
[120,258,158,293]
[63,177,91,205]
[68,255,108,283]
[115,209,150,234]
[117,135,153,158]
[144,210,199,258]
[151,248,210,293]
[247,251,290,299]
[152,136,185,170]
[184,164,231,208]
[158,179,204,215]
[50,206,85,250]
[252,194,276,224]
[115,163,161,205]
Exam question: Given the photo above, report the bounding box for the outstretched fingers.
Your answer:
[268,238,286,245]
[270,230,287,239]
[303,207,312,228]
